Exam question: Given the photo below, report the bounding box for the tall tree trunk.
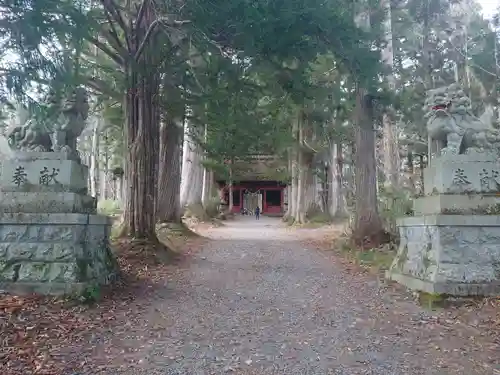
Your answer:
[122,3,160,239]
[180,119,203,207]
[201,124,212,206]
[382,119,400,188]
[294,115,307,224]
[289,125,299,222]
[157,116,182,223]
[283,148,294,220]
[115,176,124,202]
[202,169,213,205]
[228,164,234,212]
[381,0,400,191]
[304,166,317,214]
[353,87,385,245]
[328,141,347,218]
[89,116,99,198]
[352,0,385,245]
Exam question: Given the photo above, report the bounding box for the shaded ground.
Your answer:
[1,217,499,374]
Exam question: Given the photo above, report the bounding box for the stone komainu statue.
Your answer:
[424,83,500,158]
[6,86,89,156]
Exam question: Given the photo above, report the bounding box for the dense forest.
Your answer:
[0,0,498,247]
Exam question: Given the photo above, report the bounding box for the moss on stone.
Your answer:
[418,291,448,309]
[441,203,500,215]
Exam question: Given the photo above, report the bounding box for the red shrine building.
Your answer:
[216,156,288,216]
[217,180,287,215]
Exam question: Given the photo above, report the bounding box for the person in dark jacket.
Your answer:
[254,206,260,220]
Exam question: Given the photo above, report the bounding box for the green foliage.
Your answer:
[417,292,448,310]
[204,197,221,218]
[97,199,122,216]
[378,186,414,235]
[307,212,333,225]
[77,283,102,305]
[183,201,223,222]
[333,237,396,275]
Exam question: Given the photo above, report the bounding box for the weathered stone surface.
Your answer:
[11,151,77,161]
[0,191,96,213]
[424,84,500,159]
[0,157,88,193]
[424,154,500,195]
[413,194,500,215]
[386,214,500,296]
[0,213,117,295]
[0,109,116,296]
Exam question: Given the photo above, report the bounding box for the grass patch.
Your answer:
[97,199,123,216]
[300,221,329,228]
[308,212,332,224]
[333,236,396,275]
[417,292,448,310]
[157,221,200,238]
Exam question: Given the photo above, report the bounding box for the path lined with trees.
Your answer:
[0,0,499,373]
[0,0,499,242]
[27,217,496,374]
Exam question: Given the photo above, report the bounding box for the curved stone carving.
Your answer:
[424,83,500,158]
[6,86,89,157]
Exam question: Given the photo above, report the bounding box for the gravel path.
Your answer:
[88,216,497,375]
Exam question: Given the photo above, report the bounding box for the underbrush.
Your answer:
[97,199,123,216]
[304,212,333,227]
[331,234,397,277]
[183,198,229,225]
[0,229,205,375]
[283,212,335,227]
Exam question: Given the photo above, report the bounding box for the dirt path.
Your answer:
[62,215,496,375]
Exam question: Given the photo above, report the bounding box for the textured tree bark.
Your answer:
[352,88,385,246]
[228,164,234,212]
[382,115,400,189]
[351,0,385,246]
[157,116,182,223]
[303,166,317,215]
[180,120,203,208]
[328,141,347,218]
[121,3,160,239]
[89,116,100,198]
[115,176,124,202]
[289,130,299,221]
[202,168,213,205]
[294,116,307,224]
[201,125,213,206]
[282,148,293,220]
[380,0,400,191]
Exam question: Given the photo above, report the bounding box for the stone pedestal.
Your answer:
[386,154,500,296]
[0,152,118,295]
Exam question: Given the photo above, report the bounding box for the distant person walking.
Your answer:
[255,206,260,220]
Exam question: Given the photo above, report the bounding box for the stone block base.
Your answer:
[0,213,118,295]
[0,191,96,213]
[413,194,500,215]
[386,215,500,296]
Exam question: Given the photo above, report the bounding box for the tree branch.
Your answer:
[100,0,131,50]
[136,0,148,28]
[87,37,125,66]
[102,12,128,56]
[86,77,120,99]
[134,18,191,61]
